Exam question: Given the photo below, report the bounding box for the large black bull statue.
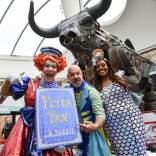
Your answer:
[28,0,111,71]
[28,0,156,111]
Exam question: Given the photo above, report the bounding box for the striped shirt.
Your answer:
[75,86,106,124]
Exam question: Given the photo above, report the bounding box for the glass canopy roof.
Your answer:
[0,0,65,57]
[0,0,126,57]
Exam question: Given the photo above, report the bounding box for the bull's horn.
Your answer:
[28,1,59,38]
[88,0,112,20]
[124,39,135,51]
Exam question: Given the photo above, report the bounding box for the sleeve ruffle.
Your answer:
[10,76,30,100]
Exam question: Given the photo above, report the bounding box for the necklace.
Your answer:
[101,83,114,105]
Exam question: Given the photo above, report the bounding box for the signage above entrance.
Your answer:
[0,106,23,114]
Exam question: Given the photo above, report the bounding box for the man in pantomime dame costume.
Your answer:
[0,47,73,156]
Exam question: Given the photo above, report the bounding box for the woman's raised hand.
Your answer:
[7,72,25,85]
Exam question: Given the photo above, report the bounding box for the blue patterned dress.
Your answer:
[100,82,146,156]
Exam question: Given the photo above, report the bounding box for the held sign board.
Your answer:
[35,88,82,150]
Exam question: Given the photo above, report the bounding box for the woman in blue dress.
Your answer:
[92,49,152,156]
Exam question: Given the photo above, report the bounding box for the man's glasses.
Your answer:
[44,62,57,69]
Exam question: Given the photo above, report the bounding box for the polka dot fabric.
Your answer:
[75,148,83,156]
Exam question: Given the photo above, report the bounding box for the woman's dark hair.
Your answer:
[93,58,131,92]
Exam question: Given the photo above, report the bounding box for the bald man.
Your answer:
[64,65,110,156]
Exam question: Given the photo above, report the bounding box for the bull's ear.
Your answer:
[88,0,112,20]
[28,1,60,38]
[124,39,135,51]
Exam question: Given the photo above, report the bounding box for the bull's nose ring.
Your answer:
[64,37,73,45]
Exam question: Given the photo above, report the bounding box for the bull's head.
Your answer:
[29,0,112,69]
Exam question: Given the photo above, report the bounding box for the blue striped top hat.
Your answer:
[40,46,62,57]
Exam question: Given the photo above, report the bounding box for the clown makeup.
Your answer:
[44,62,57,69]
[42,60,58,83]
